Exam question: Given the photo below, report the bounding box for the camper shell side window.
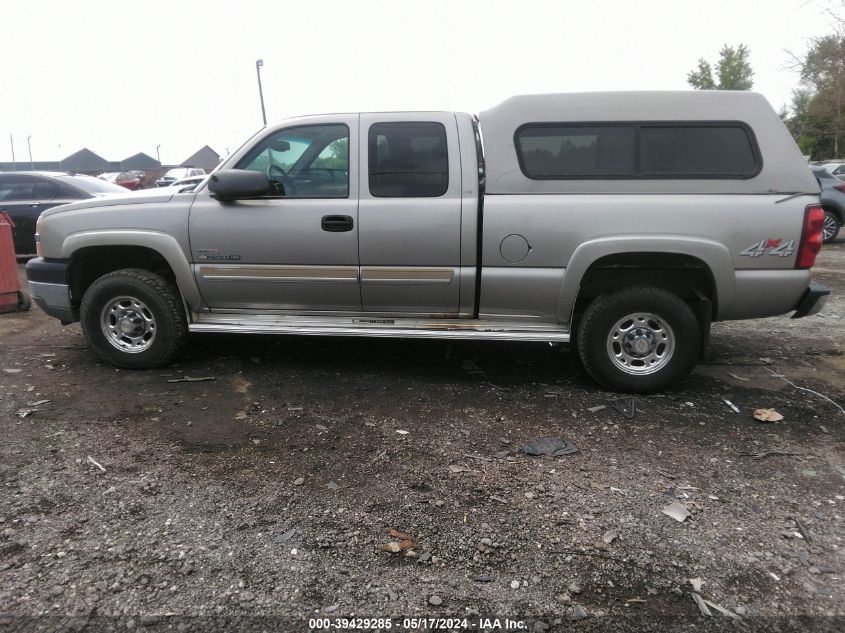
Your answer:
[514,121,762,180]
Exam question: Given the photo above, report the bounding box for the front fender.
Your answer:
[556,235,735,325]
[62,230,202,309]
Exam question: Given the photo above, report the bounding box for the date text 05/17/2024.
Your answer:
[307,617,528,630]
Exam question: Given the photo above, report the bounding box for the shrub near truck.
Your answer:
[26,91,829,392]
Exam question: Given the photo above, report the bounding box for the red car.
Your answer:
[98,171,144,191]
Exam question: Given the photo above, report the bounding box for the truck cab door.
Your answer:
[358,113,463,315]
[188,118,361,312]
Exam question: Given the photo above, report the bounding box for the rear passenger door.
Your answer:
[358,114,463,315]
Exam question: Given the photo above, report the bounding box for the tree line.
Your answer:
[688,32,845,160]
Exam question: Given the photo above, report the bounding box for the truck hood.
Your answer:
[40,188,177,218]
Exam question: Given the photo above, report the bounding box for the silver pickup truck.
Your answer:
[26,91,829,392]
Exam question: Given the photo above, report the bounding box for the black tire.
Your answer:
[823,209,841,243]
[577,286,700,394]
[17,290,31,312]
[80,269,187,369]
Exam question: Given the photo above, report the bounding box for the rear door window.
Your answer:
[33,179,58,201]
[0,175,36,201]
[368,122,449,197]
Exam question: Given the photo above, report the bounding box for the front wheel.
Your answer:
[80,269,187,369]
[577,287,700,393]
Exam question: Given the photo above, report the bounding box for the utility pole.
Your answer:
[9,134,16,171]
[58,144,62,171]
[27,135,33,169]
[256,59,267,126]
[156,145,161,164]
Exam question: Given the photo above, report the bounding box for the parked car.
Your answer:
[810,166,844,242]
[0,172,126,256]
[812,161,845,179]
[27,91,828,393]
[98,171,144,191]
[166,174,207,192]
[155,168,205,187]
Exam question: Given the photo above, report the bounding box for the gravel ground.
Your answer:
[1,244,844,633]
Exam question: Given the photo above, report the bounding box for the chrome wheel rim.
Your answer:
[823,213,838,242]
[606,312,675,376]
[101,296,156,353]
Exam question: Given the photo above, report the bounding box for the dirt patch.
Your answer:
[1,245,844,632]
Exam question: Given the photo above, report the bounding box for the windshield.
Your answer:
[60,175,127,194]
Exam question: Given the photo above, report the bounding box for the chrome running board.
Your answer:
[189,313,570,342]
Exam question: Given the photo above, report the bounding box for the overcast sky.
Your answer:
[0,0,838,166]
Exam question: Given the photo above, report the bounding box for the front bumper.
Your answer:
[791,282,830,319]
[25,257,77,323]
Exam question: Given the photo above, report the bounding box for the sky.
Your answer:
[0,0,839,166]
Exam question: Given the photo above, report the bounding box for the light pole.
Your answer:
[156,145,161,164]
[256,59,267,126]
[27,135,33,169]
[9,134,16,171]
[58,144,62,171]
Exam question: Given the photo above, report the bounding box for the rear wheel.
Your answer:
[80,269,187,368]
[577,286,700,393]
[823,209,841,243]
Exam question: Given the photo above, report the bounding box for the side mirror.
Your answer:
[208,170,271,200]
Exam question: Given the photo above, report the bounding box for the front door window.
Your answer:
[237,124,349,198]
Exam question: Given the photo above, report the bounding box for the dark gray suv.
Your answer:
[810,165,844,242]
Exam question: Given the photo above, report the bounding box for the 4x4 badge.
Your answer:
[740,239,795,257]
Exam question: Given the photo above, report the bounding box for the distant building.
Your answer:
[60,148,111,174]
[0,161,60,171]
[120,152,161,171]
[0,145,220,180]
[181,145,221,172]
[0,147,121,175]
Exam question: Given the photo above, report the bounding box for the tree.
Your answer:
[793,30,845,158]
[312,137,348,170]
[687,44,754,90]
[687,60,716,90]
[785,88,833,158]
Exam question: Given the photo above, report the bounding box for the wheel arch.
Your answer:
[557,237,735,326]
[63,231,202,313]
[822,204,844,224]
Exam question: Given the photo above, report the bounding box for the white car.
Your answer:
[167,174,208,192]
[812,162,845,179]
[155,168,206,187]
